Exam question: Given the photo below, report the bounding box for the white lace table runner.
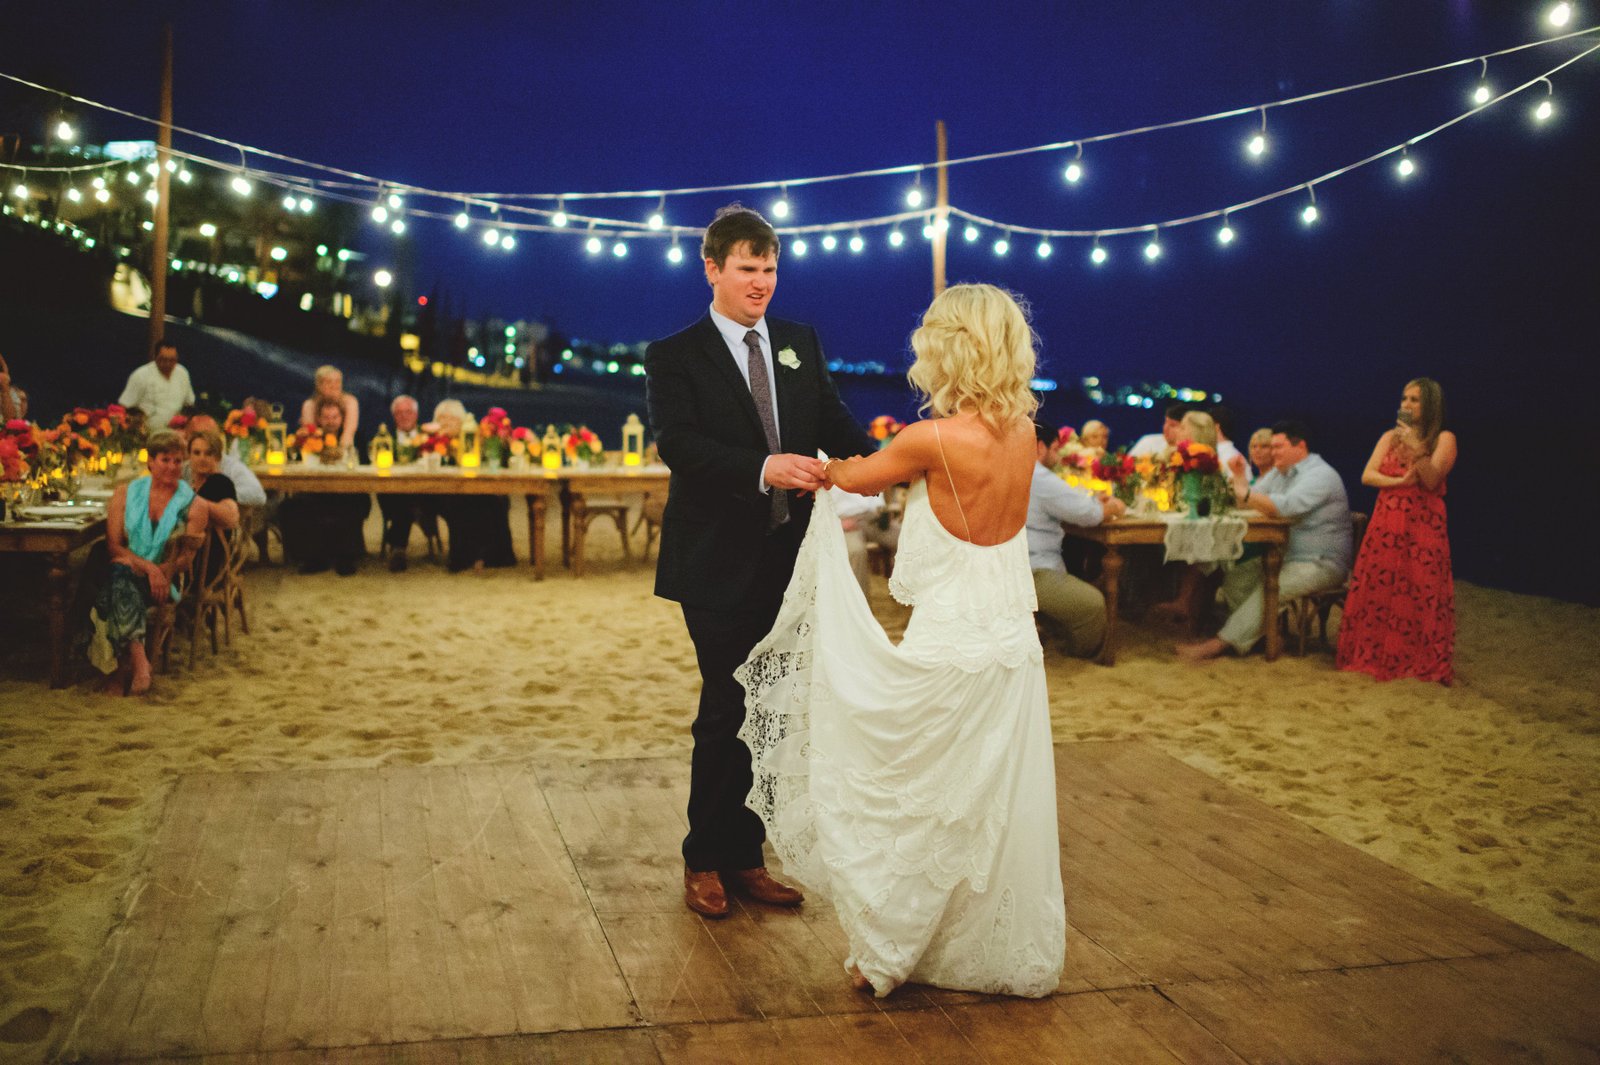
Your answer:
[1162,514,1249,564]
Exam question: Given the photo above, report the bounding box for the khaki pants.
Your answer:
[1032,568,1106,658]
[1218,557,1345,653]
[844,518,901,598]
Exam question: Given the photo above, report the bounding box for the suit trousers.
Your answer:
[678,518,801,871]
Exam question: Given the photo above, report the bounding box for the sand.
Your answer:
[1,508,1596,1059]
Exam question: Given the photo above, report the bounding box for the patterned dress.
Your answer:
[1336,447,1454,683]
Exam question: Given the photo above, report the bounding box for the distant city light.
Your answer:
[336,248,352,261]
[373,269,393,287]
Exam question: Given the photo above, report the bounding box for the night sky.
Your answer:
[2,2,1597,601]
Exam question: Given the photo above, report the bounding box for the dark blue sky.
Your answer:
[3,2,1598,599]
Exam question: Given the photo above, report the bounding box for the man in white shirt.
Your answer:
[1128,402,1188,458]
[118,338,195,432]
[1028,423,1126,657]
[380,394,432,571]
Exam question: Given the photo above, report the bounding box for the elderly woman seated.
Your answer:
[432,399,515,572]
[89,430,210,695]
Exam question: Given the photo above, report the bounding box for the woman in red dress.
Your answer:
[1337,378,1458,683]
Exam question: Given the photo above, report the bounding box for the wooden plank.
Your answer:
[258,770,342,1050]
[474,761,639,1032]
[379,765,462,1042]
[62,772,233,1059]
[323,767,394,1047]
[119,772,264,1059]
[452,1027,662,1064]
[596,910,759,1025]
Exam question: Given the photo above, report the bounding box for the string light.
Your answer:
[1062,143,1084,183]
[125,170,140,186]
[386,191,403,210]
[178,168,193,184]
[822,234,838,252]
[1300,185,1320,225]
[55,119,74,141]
[1246,107,1269,158]
[1533,76,1555,120]
[454,210,470,229]
[91,176,105,190]
[390,218,406,235]
[373,269,393,288]
[282,193,298,210]
[1473,57,1492,104]
[230,173,252,196]
[964,224,980,243]
[888,228,904,247]
[1548,2,1574,28]
[993,235,1010,256]
[790,238,807,256]
[484,227,501,246]
[94,187,110,203]
[66,186,81,202]
[1217,216,1235,244]
[1396,147,1416,178]
[199,222,217,237]
[270,246,287,261]
[771,186,790,218]
[144,188,159,206]
[667,242,685,263]
[11,179,28,199]
[1090,239,1108,265]
[585,235,603,255]
[612,240,628,257]
[371,204,389,223]
[500,233,515,251]
[1036,239,1052,258]
[849,231,865,253]
[905,184,924,208]
[552,199,568,227]
[298,195,313,212]
[1144,230,1162,260]
[648,196,666,230]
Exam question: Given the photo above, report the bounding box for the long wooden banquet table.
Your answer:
[0,516,108,687]
[254,463,671,578]
[1063,513,1291,666]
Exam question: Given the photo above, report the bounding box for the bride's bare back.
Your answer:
[826,411,1036,545]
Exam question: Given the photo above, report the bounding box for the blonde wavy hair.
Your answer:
[907,283,1039,432]
[1179,410,1218,447]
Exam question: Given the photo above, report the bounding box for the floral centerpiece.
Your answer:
[222,406,269,461]
[1167,440,1231,517]
[563,424,605,467]
[478,407,516,467]
[509,425,537,465]
[292,424,342,464]
[399,422,456,465]
[65,404,138,469]
[869,415,905,448]
[1084,448,1138,503]
[2,419,79,501]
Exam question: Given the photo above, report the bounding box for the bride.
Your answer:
[737,283,1065,998]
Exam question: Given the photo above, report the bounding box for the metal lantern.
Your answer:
[621,413,645,467]
[459,414,481,468]
[265,420,288,465]
[541,425,563,469]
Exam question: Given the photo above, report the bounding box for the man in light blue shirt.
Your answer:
[1178,420,1352,659]
[1028,423,1126,657]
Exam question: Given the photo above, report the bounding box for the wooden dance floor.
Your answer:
[61,742,1600,1063]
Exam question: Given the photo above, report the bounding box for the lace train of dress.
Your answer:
[736,482,1065,998]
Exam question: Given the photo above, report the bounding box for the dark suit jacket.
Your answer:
[646,314,874,609]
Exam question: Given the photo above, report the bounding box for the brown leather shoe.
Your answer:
[684,868,729,918]
[724,867,804,907]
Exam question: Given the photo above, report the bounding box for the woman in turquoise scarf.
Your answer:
[90,429,208,694]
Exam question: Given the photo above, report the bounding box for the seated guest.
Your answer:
[831,484,899,598]
[1178,409,1218,447]
[1128,403,1187,457]
[89,430,208,695]
[279,398,370,575]
[182,413,266,507]
[1177,421,1353,660]
[377,393,437,572]
[433,399,514,572]
[0,351,22,423]
[1029,422,1126,657]
[1207,404,1247,475]
[1247,428,1275,483]
[1077,419,1109,454]
[299,364,359,449]
[186,426,240,582]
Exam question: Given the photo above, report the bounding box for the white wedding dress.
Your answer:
[736,474,1065,998]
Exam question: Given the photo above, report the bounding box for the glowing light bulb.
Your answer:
[771,197,790,219]
[270,246,287,261]
[374,269,393,287]
[501,234,516,251]
[200,223,217,237]
[146,163,159,177]
[56,120,75,141]
[849,234,865,253]
[1036,240,1052,258]
[790,239,806,256]
[144,188,159,205]
[283,194,298,210]
[1217,224,1235,245]
[964,225,979,243]
[667,244,685,263]
[178,169,193,184]
[905,187,924,208]
[95,188,110,203]
[454,212,470,229]
[586,236,602,254]
[1144,238,1162,260]
[387,192,403,209]
[993,237,1010,256]
[922,224,934,239]
[299,197,313,213]
[484,228,500,246]
[66,187,82,203]
[648,212,664,230]
[612,241,628,257]
[1472,82,1491,105]
[822,234,838,251]
[1396,156,1416,178]
[12,183,29,199]
[165,160,177,173]
[92,176,106,190]
[1247,133,1267,158]
[1548,2,1573,27]
[371,205,388,223]
[231,175,252,196]
[1301,204,1320,225]
[888,229,905,247]
[1090,245,1108,265]
[1534,98,1554,122]
[1063,161,1083,183]
[391,219,406,235]
[552,210,568,227]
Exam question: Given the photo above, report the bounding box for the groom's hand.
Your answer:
[764,453,826,493]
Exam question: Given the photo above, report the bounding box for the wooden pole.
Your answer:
[147,22,173,359]
[933,120,949,297]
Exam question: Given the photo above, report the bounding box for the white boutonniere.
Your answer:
[777,347,801,370]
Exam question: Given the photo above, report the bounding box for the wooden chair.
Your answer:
[222,511,253,638]
[578,495,635,559]
[181,523,252,668]
[1286,511,1369,654]
[634,492,666,561]
[145,532,198,674]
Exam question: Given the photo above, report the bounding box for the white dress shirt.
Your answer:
[118,362,195,430]
[709,304,782,492]
[1128,432,1168,458]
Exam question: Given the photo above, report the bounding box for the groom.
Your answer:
[646,205,873,918]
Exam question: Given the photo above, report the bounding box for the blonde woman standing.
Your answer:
[298,365,359,449]
[738,284,1065,1000]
